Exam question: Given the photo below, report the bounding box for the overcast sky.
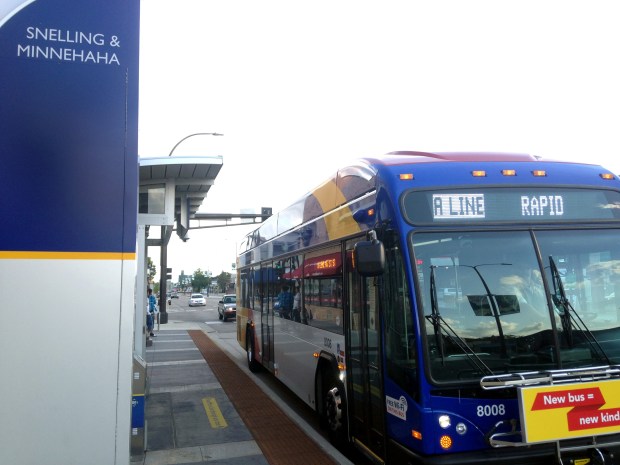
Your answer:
[138,0,620,280]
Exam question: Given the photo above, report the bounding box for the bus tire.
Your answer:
[322,373,348,447]
[246,329,261,373]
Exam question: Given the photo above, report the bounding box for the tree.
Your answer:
[147,257,157,285]
[191,268,211,292]
[216,271,232,293]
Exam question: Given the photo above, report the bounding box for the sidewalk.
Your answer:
[132,326,267,465]
[131,321,353,465]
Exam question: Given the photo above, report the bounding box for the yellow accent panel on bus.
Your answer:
[312,179,344,214]
[311,180,362,240]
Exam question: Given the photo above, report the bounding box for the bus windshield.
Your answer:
[412,229,620,383]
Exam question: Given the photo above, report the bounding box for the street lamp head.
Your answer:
[168,132,224,156]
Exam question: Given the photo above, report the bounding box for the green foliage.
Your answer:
[191,268,211,292]
[147,257,157,283]
[216,271,232,293]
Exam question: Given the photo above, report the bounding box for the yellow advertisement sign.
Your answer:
[519,379,620,443]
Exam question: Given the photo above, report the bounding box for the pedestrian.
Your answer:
[277,285,293,319]
[147,288,157,337]
[292,285,301,322]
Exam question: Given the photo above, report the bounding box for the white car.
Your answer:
[189,293,206,307]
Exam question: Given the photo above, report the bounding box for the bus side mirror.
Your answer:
[354,239,385,277]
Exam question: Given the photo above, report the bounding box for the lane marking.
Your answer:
[147,360,204,367]
[146,348,199,352]
[146,339,194,343]
[202,397,228,429]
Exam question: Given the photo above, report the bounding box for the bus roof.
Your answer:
[367,151,570,165]
[239,151,617,253]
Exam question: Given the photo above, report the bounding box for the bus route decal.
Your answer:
[386,395,408,420]
[519,380,620,443]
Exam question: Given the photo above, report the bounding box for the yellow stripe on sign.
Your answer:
[0,251,136,260]
[202,397,228,429]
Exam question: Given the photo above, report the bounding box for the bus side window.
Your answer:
[384,233,417,398]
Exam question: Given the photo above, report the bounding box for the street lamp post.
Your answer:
[168,132,224,156]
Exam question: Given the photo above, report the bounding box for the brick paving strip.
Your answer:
[188,330,339,465]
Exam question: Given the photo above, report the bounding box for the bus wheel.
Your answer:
[246,330,261,373]
[324,379,347,446]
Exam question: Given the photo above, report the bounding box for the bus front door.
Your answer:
[345,242,386,461]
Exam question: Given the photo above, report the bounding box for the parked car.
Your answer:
[217,294,236,322]
[189,293,206,307]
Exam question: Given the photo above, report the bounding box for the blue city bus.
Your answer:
[236,151,620,464]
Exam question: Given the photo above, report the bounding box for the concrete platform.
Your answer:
[131,326,352,465]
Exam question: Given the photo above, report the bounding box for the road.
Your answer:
[160,292,372,465]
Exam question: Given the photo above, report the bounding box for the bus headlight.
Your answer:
[455,422,467,435]
[438,415,451,429]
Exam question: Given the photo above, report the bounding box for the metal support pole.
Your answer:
[159,226,168,324]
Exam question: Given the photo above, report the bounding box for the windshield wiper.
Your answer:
[549,256,611,364]
[465,264,510,357]
[428,265,445,361]
[426,266,494,376]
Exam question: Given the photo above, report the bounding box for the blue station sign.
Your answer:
[0,0,139,256]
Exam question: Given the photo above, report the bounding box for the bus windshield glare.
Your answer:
[413,229,620,383]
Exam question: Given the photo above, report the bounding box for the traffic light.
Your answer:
[166,267,172,280]
[261,207,272,221]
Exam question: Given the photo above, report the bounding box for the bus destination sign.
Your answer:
[432,193,485,219]
[432,193,566,220]
[403,187,620,224]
